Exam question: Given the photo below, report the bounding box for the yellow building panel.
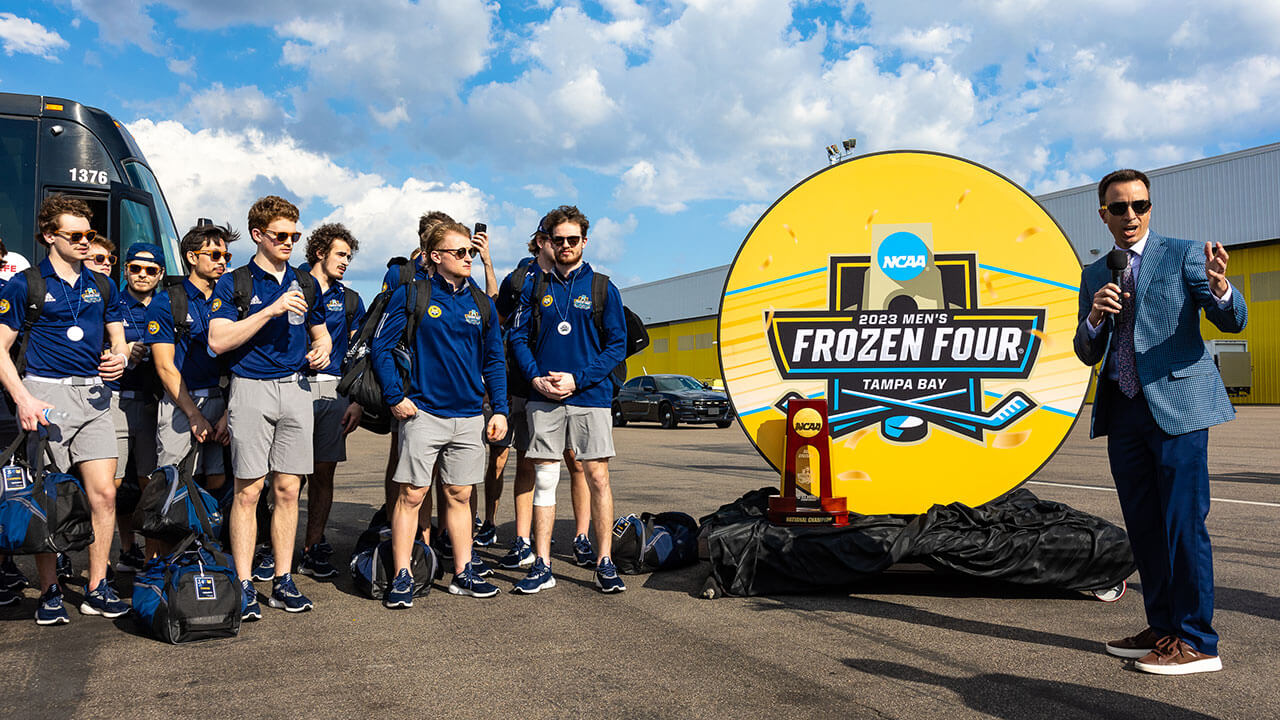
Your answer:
[1199,241,1280,404]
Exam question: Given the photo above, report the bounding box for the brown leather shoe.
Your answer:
[1105,627,1165,658]
[1135,636,1223,675]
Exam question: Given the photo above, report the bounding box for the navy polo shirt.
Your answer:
[145,279,223,391]
[317,279,365,376]
[109,289,160,397]
[0,259,123,378]
[209,262,325,379]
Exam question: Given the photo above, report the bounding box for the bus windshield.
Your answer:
[122,161,183,275]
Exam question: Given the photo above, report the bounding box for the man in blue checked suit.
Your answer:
[1074,168,1246,676]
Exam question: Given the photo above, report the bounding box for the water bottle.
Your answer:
[43,408,70,425]
[287,280,304,325]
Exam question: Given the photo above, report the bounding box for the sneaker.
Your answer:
[512,558,556,595]
[467,550,494,578]
[251,547,275,582]
[1135,636,1222,675]
[79,578,129,618]
[268,573,313,613]
[595,557,626,593]
[241,580,262,621]
[1105,627,1165,659]
[314,536,334,558]
[35,584,69,626]
[434,526,454,559]
[473,520,498,547]
[0,557,28,590]
[572,533,596,567]
[299,544,339,579]
[115,545,145,574]
[498,536,534,569]
[0,587,19,606]
[383,569,414,609]
[55,553,74,582]
[448,568,499,598]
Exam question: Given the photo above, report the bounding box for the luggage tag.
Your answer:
[194,575,217,601]
[2,464,27,494]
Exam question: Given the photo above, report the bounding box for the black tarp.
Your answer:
[700,487,1136,597]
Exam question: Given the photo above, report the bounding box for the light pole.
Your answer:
[825,138,858,165]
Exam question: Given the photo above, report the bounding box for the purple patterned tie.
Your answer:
[1115,253,1139,398]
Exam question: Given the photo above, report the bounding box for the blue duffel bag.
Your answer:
[0,431,92,555]
[138,450,223,543]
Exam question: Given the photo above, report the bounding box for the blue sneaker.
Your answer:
[448,568,499,598]
[595,557,626,594]
[251,547,275,582]
[299,544,339,579]
[268,573,313,612]
[473,520,497,547]
[1,557,28,590]
[115,545,145,573]
[572,533,596,567]
[384,568,414,609]
[467,550,494,578]
[55,553,74,582]
[79,578,130,618]
[35,584,69,625]
[512,558,556,595]
[498,536,534,569]
[0,587,19,606]
[241,580,261,621]
[314,536,334,557]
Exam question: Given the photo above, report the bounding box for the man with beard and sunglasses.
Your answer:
[107,243,165,574]
[1075,168,1246,675]
[146,223,236,541]
[508,205,627,595]
[0,195,129,625]
[208,195,331,620]
[298,223,365,579]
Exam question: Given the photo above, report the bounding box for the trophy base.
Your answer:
[767,496,849,527]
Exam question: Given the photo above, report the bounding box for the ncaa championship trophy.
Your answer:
[767,398,849,526]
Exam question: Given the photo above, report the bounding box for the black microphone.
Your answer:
[1106,248,1128,286]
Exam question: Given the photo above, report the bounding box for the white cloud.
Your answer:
[889,24,972,56]
[0,13,69,59]
[585,214,635,262]
[181,84,284,131]
[166,56,195,76]
[523,184,557,199]
[726,203,767,228]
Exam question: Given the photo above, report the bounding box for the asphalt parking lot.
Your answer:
[1,406,1277,719]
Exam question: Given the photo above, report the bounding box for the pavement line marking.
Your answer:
[1027,480,1280,508]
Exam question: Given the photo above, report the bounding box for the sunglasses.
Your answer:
[1101,199,1152,216]
[550,235,583,247]
[192,249,233,263]
[127,263,162,277]
[53,229,99,244]
[258,229,302,244]
[435,247,480,259]
[88,253,116,266]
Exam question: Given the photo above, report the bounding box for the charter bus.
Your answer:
[0,93,184,280]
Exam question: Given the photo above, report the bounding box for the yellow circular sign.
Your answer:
[718,152,1091,514]
[792,407,823,438]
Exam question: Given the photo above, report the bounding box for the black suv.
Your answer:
[612,374,733,428]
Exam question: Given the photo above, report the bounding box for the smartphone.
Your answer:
[474,222,487,235]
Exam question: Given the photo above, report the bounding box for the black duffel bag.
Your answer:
[137,450,223,543]
[0,430,93,555]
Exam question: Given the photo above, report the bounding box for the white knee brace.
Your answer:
[532,462,561,507]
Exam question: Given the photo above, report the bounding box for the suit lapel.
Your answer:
[1136,232,1166,302]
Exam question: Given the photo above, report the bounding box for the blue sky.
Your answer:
[3,1,1279,300]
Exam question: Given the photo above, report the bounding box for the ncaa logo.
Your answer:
[876,231,929,282]
[427,305,442,318]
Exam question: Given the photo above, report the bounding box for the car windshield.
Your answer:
[655,376,705,392]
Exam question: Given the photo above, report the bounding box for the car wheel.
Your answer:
[659,403,678,429]
[715,420,732,429]
[612,404,627,427]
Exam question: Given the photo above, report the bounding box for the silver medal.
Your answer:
[557,321,572,336]
[66,326,85,342]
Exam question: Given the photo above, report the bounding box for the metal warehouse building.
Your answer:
[621,142,1280,403]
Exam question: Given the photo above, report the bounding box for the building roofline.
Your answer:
[1036,141,1280,201]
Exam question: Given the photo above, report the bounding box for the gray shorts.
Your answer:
[110,392,158,479]
[393,412,484,488]
[228,375,314,479]
[23,378,116,472]
[156,392,227,476]
[311,376,349,464]
[508,396,531,453]
[526,401,615,461]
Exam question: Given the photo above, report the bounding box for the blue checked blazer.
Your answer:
[1074,232,1248,438]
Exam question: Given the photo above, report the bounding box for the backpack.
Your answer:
[341,286,359,336]
[9,266,113,376]
[229,264,316,320]
[348,512,439,599]
[137,450,224,544]
[338,277,490,433]
[0,431,93,555]
[131,492,240,645]
[610,511,699,575]
[527,270,650,389]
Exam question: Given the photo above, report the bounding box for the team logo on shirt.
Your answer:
[0,300,8,314]
[381,281,389,292]
[81,287,102,303]
[147,320,160,335]
[427,305,442,318]
[326,298,344,312]
[464,309,482,326]
[540,295,553,307]
[572,294,592,310]
[211,299,222,313]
